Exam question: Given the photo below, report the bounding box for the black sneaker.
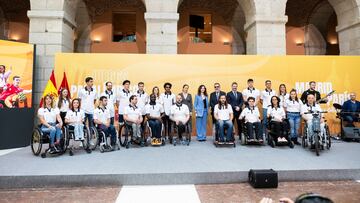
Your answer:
[49,147,56,154]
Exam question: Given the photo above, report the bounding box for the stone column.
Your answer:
[145,12,179,54]
[144,0,179,54]
[336,17,360,55]
[28,0,77,105]
[244,16,288,55]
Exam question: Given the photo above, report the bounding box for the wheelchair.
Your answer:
[266,119,294,148]
[213,121,236,147]
[94,125,121,153]
[333,103,360,142]
[301,111,331,156]
[63,124,92,156]
[240,120,264,146]
[145,119,166,146]
[31,124,66,158]
[172,121,191,146]
[119,122,148,149]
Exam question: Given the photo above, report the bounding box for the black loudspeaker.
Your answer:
[248,169,278,188]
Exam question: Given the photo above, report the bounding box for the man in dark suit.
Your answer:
[227,82,244,136]
[341,92,360,126]
[210,82,226,124]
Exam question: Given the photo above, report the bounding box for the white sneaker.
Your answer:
[79,142,83,148]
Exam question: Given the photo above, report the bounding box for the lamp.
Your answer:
[92,37,102,43]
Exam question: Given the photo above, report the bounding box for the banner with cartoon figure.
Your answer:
[0,40,34,108]
[53,53,360,135]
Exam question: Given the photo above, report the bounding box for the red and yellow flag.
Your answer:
[58,71,71,98]
[39,70,57,107]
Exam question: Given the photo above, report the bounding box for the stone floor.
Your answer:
[0,181,359,203]
[0,186,120,203]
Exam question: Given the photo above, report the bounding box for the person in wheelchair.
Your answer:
[37,94,63,153]
[145,94,164,145]
[267,96,290,144]
[214,95,234,143]
[124,95,143,142]
[65,98,85,141]
[170,94,190,144]
[239,97,262,142]
[94,96,117,149]
[301,94,325,147]
[341,92,360,127]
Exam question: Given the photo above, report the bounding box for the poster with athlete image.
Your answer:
[0,40,34,109]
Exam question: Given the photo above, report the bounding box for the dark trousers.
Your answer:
[85,113,94,128]
[174,122,187,139]
[232,111,242,135]
[97,124,117,145]
[269,120,289,139]
[148,119,162,138]
[60,112,67,124]
[162,115,172,137]
[246,122,262,139]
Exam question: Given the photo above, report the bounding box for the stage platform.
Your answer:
[0,139,359,188]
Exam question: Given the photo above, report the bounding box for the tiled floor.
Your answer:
[1,181,359,203]
[0,186,120,203]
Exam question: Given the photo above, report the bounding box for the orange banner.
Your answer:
[0,40,34,108]
[54,53,360,135]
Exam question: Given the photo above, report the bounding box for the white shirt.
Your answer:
[117,89,132,115]
[101,90,117,117]
[65,109,85,126]
[267,106,286,121]
[301,103,322,122]
[284,98,302,113]
[279,93,289,107]
[261,89,276,109]
[214,104,233,121]
[136,91,149,115]
[145,103,164,118]
[160,92,175,116]
[170,104,190,123]
[38,107,60,123]
[56,99,70,113]
[78,87,97,114]
[93,106,111,124]
[0,71,11,88]
[124,105,142,121]
[242,88,260,103]
[239,106,261,123]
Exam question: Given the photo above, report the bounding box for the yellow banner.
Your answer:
[0,40,34,108]
[54,53,360,135]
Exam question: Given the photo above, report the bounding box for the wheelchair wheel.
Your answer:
[314,133,320,156]
[268,135,275,148]
[119,124,129,148]
[301,125,308,148]
[240,133,246,145]
[31,128,43,156]
[99,144,105,153]
[325,125,331,149]
[62,127,69,153]
[88,126,99,150]
[82,127,90,150]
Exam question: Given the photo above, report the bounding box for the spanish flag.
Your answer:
[39,70,58,107]
[58,72,71,98]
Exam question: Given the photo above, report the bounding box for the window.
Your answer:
[189,14,212,43]
[112,12,136,42]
